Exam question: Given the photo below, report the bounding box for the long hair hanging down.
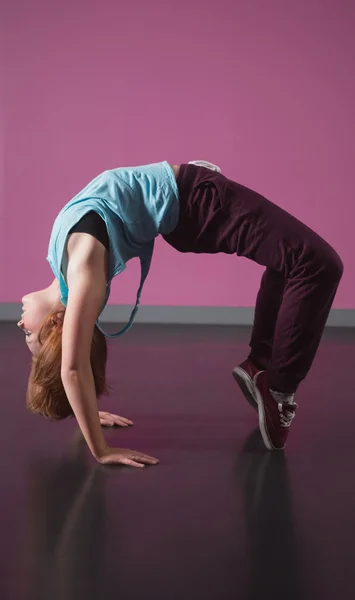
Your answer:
[26,309,110,420]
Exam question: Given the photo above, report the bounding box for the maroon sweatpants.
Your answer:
[163,164,343,393]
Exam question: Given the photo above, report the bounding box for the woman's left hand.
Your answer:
[98,411,133,427]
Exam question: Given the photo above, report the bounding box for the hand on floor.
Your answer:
[98,447,159,468]
[98,411,133,427]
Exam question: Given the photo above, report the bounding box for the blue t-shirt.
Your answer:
[46,161,179,336]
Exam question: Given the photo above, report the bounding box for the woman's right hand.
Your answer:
[97,447,159,468]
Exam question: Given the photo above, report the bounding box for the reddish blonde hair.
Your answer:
[26,308,110,420]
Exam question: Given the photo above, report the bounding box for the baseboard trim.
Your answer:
[2,303,355,327]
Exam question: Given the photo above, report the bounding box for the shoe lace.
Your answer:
[278,403,296,428]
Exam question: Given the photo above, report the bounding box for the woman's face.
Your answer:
[17,292,51,355]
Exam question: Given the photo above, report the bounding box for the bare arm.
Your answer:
[60,238,159,467]
[61,257,109,459]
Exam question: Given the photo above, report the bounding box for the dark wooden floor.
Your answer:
[1,321,355,600]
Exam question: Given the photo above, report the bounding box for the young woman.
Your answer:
[18,160,343,464]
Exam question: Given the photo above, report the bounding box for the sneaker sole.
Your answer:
[253,373,283,452]
[232,367,258,412]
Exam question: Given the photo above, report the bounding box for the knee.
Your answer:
[319,247,344,284]
[327,249,343,282]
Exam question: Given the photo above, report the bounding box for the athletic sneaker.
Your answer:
[232,359,261,411]
[254,371,297,451]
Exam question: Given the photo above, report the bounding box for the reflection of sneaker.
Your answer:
[188,160,221,173]
[235,428,273,512]
[254,371,297,451]
[232,359,261,412]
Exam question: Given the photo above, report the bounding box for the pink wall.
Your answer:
[2,0,354,307]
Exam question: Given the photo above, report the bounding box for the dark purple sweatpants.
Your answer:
[163,164,343,393]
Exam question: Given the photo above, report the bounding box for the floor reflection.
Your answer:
[235,429,306,600]
[26,431,108,600]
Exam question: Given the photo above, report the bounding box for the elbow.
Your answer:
[61,364,91,383]
[61,366,76,378]
[61,368,79,385]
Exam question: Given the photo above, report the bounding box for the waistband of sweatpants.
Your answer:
[176,163,216,201]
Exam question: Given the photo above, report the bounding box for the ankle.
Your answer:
[269,389,296,405]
